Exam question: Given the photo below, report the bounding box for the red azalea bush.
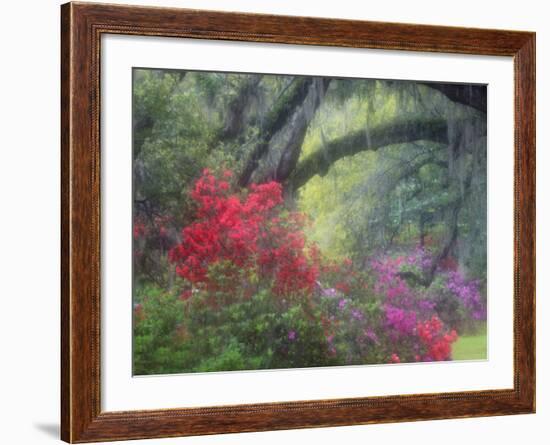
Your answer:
[416,316,458,361]
[168,169,319,299]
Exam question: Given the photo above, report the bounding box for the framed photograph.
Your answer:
[61,2,535,442]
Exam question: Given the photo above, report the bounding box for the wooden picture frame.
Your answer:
[61,1,535,442]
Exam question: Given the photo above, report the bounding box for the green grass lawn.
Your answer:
[452,329,487,361]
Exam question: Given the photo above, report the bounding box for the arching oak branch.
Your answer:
[290,117,449,190]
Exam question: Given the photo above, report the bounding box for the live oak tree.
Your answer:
[133,69,486,288]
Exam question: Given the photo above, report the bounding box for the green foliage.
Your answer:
[133,285,186,375]
[133,284,336,374]
[132,68,487,375]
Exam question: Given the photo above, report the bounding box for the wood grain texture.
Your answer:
[60,2,536,442]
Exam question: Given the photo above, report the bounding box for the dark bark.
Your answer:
[290,117,449,190]
[275,78,331,182]
[217,75,262,142]
[238,77,317,187]
[397,203,460,288]
[419,212,428,247]
[399,168,474,288]
[423,82,487,113]
[426,200,461,278]
[132,115,154,159]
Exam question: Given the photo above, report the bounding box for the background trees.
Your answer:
[132,68,487,374]
[133,69,487,290]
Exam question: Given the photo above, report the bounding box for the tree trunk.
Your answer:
[238,78,319,187]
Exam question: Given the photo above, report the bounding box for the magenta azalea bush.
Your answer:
[310,245,484,367]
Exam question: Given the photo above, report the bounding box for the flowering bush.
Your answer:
[445,271,486,321]
[168,169,319,301]
[366,247,486,363]
[417,316,458,361]
[133,171,486,374]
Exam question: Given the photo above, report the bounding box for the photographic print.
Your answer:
[61,5,535,440]
[132,68,487,376]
